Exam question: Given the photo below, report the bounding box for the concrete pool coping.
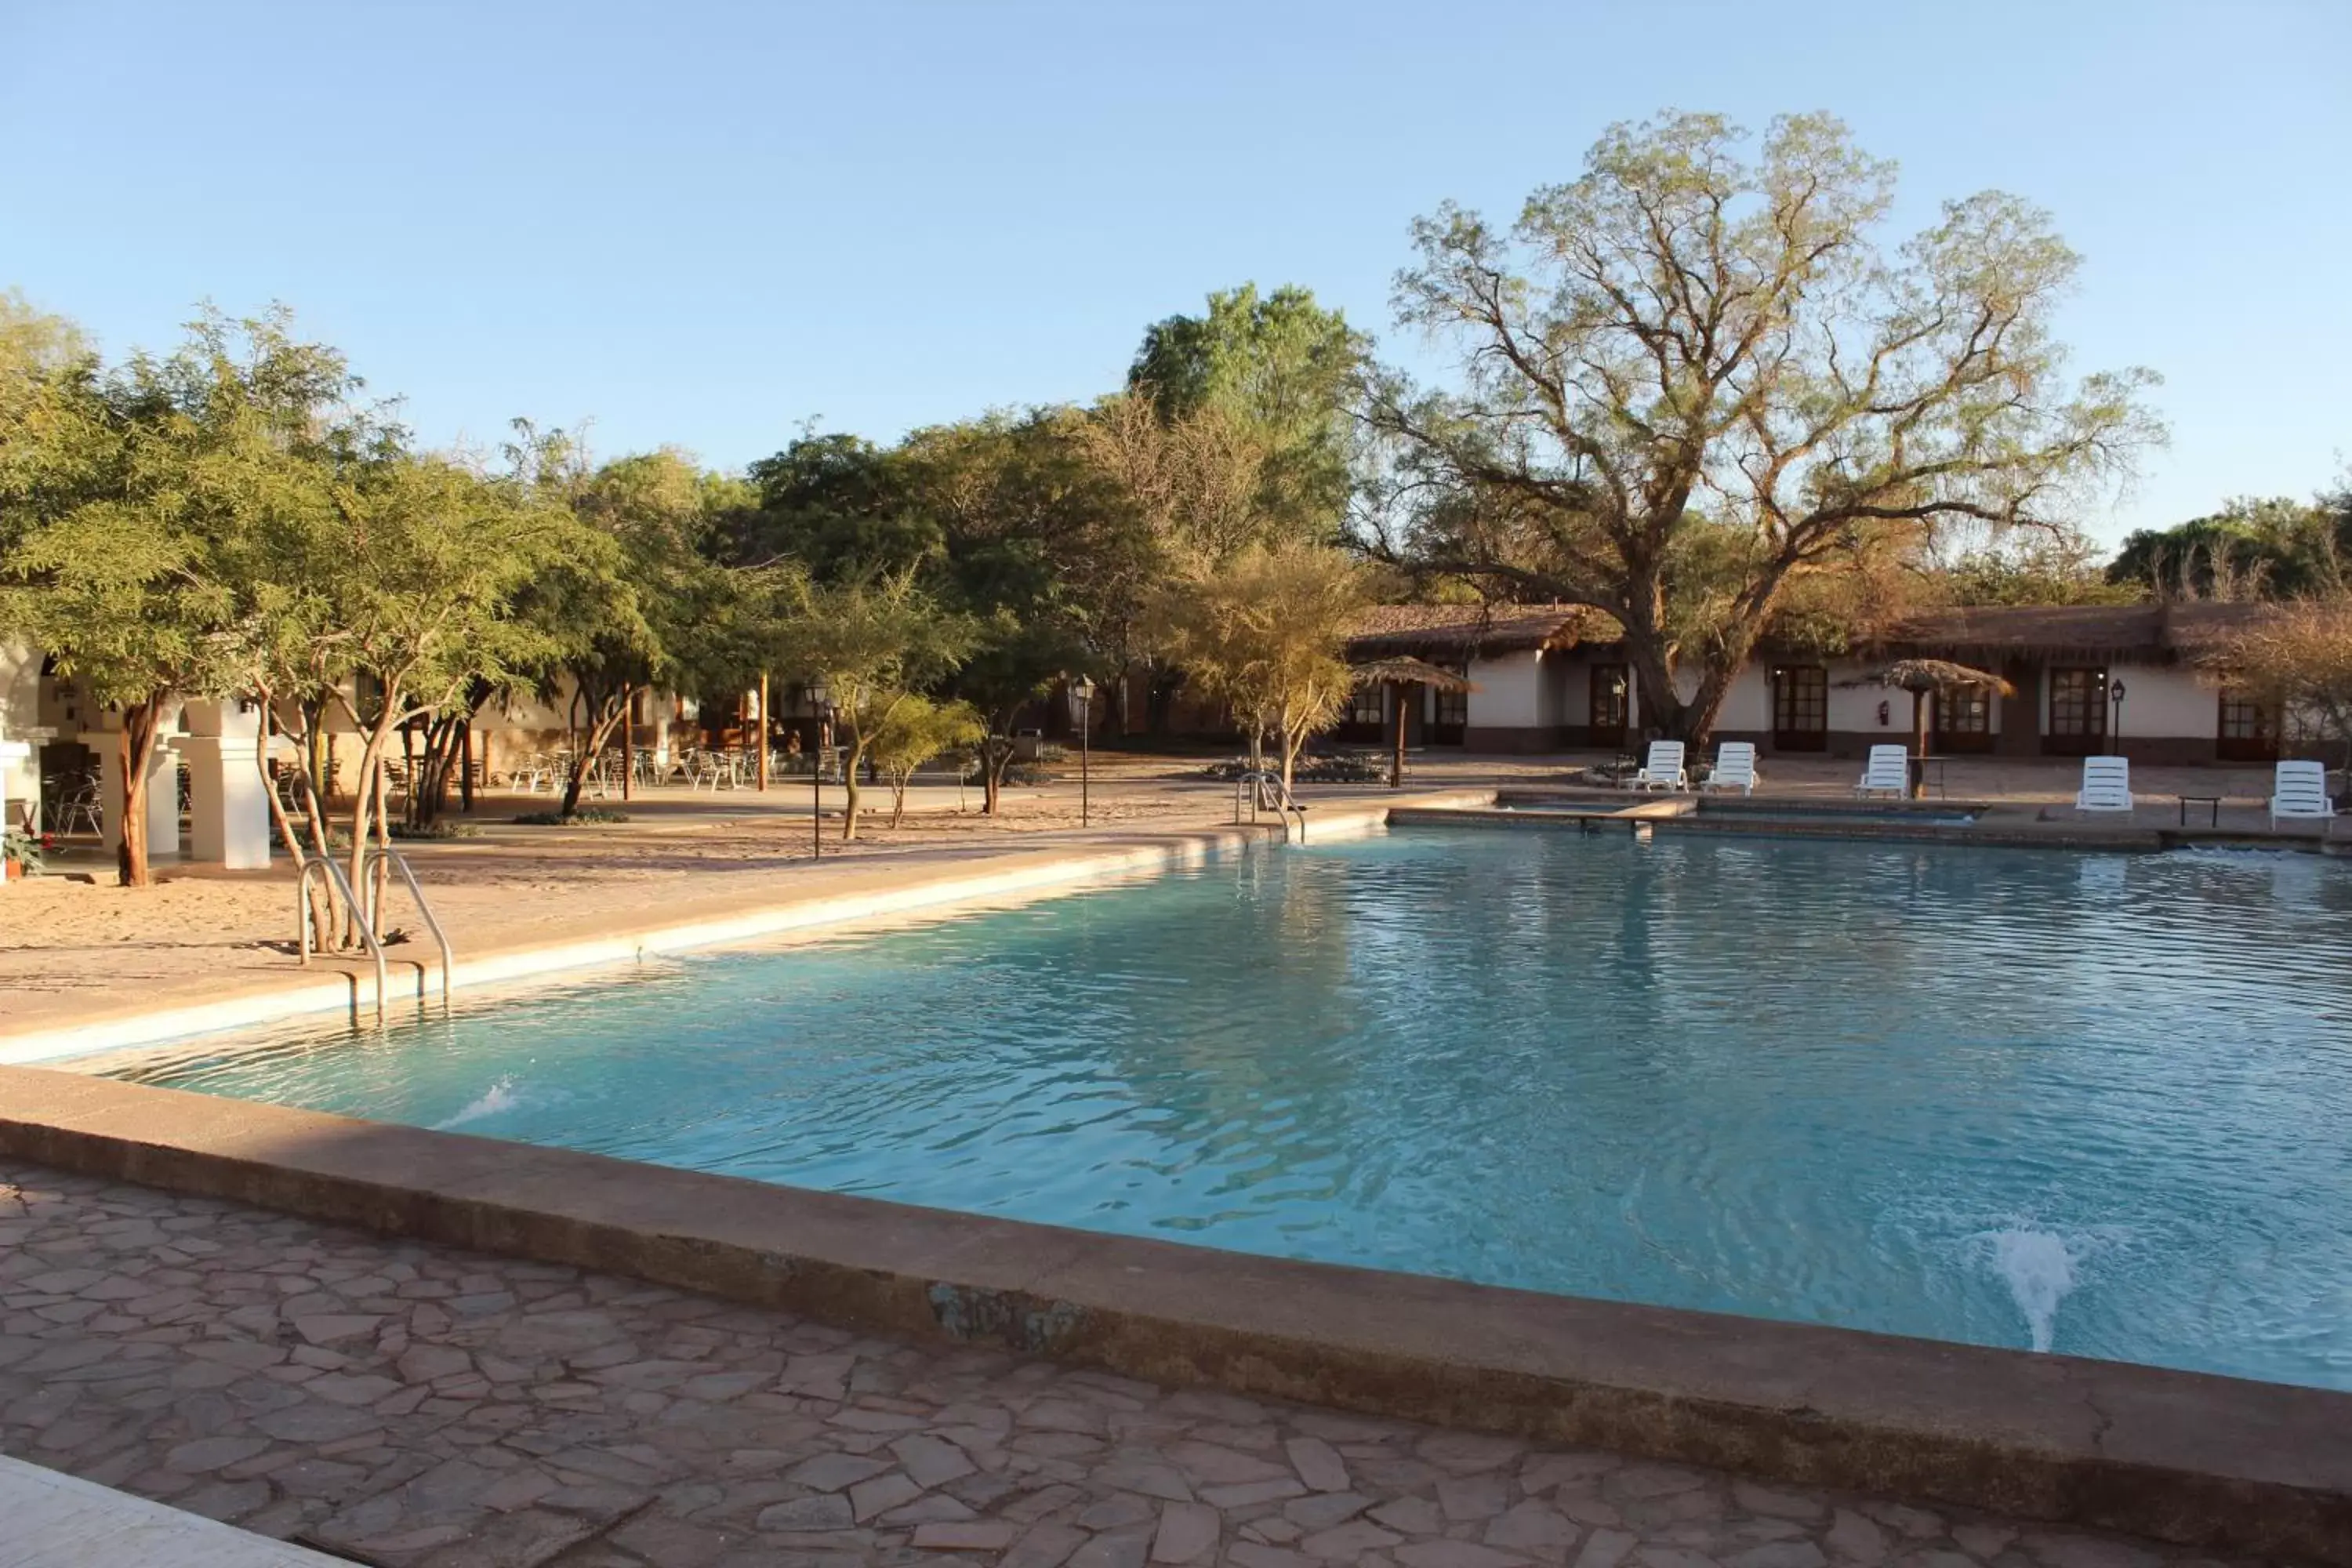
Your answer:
[1,1069,2347,1566]
[0,791,1486,1065]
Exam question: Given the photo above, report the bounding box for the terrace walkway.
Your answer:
[0,1161,2262,1568]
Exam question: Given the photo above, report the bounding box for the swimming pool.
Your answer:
[114,828,2352,1389]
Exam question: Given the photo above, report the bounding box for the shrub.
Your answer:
[512,808,631,826]
[3,827,45,876]
[387,820,480,840]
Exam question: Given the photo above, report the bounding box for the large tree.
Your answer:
[1369,111,2159,745]
[1,308,350,886]
[904,410,1114,807]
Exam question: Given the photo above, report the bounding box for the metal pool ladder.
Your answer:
[295,848,455,1025]
[1232,769,1308,842]
[296,852,390,1026]
[362,847,455,1011]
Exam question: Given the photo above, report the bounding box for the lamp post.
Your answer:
[809,684,830,861]
[2110,678,2127,758]
[1073,674,1096,828]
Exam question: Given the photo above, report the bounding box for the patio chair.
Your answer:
[2270,759,2339,827]
[2074,755,2135,814]
[1629,740,1686,791]
[52,779,102,838]
[1855,745,1908,798]
[1705,741,1759,797]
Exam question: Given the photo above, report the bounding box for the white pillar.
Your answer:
[178,700,270,869]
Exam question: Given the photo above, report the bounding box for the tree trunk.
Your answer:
[1390,681,1407,789]
[840,734,866,840]
[888,772,909,828]
[346,694,406,947]
[1911,691,1931,799]
[459,721,475,811]
[114,701,164,889]
[981,738,1012,815]
[621,682,635,804]
[558,699,627,818]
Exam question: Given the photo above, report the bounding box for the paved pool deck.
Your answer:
[0,1160,2279,1568]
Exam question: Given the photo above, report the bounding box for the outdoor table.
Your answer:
[2177,793,2222,827]
[1908,756,1949,798]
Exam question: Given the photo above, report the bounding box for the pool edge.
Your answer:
[2,1069,2344,1566]
[0,793,1483,1066]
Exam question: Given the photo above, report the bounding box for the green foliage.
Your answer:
[1131,283,1365,544]
[511,808,630,826]
[1942,538,2143,606]
[2107,495,2348,600]
[869,692,985,826]
[3,825,44,873]
[736,432,937,579]
[774,568,978,837]
[1145,540,1370,788]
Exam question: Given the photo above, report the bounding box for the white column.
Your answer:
[179,700,271,869]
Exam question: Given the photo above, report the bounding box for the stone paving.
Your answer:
[0,1163,2263,1568]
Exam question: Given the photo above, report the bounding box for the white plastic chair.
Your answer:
[1630,740,1687,791]
[1706,742,1759,796]
[2270,760,2339,826]
[2074,755,2134,814]
[1855,745,1908,798]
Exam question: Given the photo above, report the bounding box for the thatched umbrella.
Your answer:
[1353,658,1477,789]
[1837,659,2014,797]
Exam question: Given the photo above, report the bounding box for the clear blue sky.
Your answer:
[5,0,2347,544]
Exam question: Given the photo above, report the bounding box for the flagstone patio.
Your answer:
[0,1161,2263,1568]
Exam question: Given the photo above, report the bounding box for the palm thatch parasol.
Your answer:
[1353,658,1477,789]
[1837,659,2014,796]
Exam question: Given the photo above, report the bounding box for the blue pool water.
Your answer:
[117,829,2352,1388]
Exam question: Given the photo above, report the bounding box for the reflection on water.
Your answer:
[118,829,2352,1389]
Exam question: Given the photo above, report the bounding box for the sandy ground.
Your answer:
[0,750,2328,1029]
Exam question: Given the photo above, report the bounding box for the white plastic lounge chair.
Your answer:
[1707,741,1759,796]
[1855,745,1908,798]
[2074,755,2134,814]
[2270,760,2339,826]
[1630,740,1686,792]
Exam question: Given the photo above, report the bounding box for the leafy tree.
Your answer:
[869,693,983,827]
[2107,496,2347,600]
[1367,111,2160,746]
[1941,535,2143,607]
[1131,283,1366,544]
[904,410,1113,804]
[735,432,936,579]
[1145,540,1370,790]
[775,568,976,840]
[319,450,572,908]
[0,308,349,886]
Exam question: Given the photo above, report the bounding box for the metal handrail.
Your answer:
[296,854,388,1026]
[362,847,454,1010]
[1232,768,1309,843]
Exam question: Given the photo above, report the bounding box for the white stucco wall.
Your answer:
[1718,666,1772,732]
[2107,666,2218,741]
[1824,664,1907,739]
[1468,652,1542,728]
